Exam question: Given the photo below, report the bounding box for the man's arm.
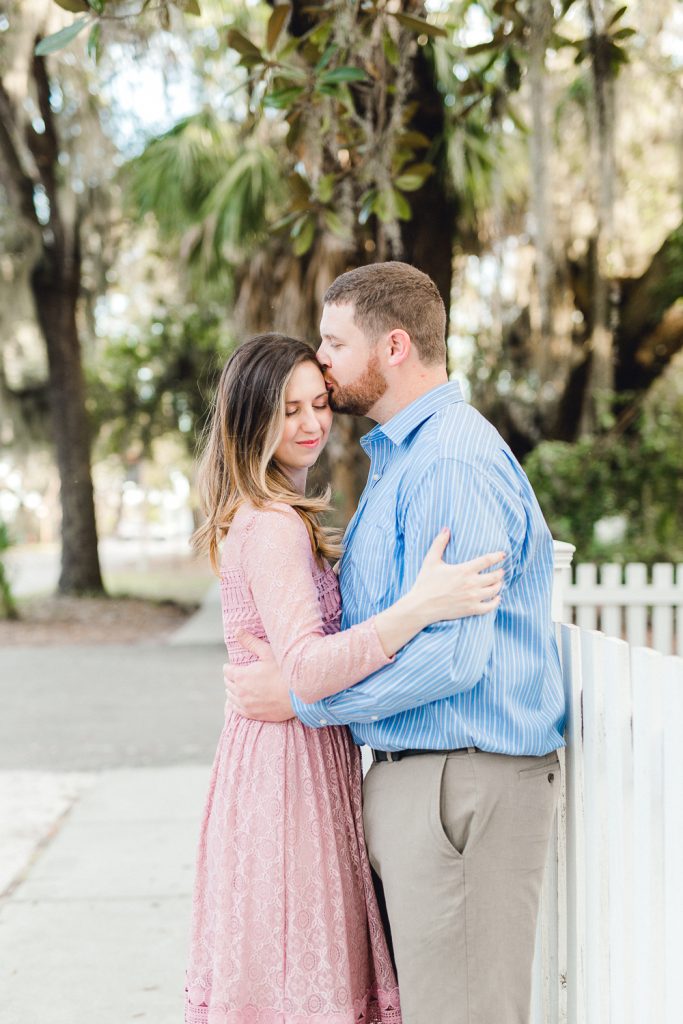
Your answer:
[291,456,525,728]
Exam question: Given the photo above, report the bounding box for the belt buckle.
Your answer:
[386,751,398,763]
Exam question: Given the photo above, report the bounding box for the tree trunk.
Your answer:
[528,0,555,372]
[31,245,103,594]
[0,32,106,596]
[580,0,617,433]
[400,47,457,318]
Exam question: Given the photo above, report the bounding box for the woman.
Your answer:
[185,334,503,1024]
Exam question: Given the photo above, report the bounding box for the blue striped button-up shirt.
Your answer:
[291,382,566,755]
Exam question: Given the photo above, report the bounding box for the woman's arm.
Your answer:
[240,505,502,704]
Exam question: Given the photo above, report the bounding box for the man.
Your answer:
[224,262,565,1024]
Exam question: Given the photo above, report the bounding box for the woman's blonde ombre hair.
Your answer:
[192,333,342,572]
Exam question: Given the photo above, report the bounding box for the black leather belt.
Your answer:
[371,746,479,763]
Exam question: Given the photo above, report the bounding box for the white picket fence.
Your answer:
[531,622,683,1024]
[563,562,683,656]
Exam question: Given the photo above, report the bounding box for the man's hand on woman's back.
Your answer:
[223,632,295,722]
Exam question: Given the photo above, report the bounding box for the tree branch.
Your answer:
[0,79,39,227]
[25,43,64,248]
[615,222,683,391]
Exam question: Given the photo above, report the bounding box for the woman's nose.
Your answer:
[301,409,319,432]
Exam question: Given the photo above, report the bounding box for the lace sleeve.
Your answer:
[240,505,392,703]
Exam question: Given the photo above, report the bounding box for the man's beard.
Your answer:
[327,351,388,416]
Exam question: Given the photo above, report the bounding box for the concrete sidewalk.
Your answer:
[0,766,209,1024]
[0,600,226,1023]
[170,581,223,646]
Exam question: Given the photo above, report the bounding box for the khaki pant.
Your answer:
[363,749,560,1024]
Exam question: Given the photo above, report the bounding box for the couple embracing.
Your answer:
[184,262,565,1024]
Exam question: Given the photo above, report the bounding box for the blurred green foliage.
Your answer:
[0,522,18,619]
[524,388,683,564]
[88,303,235,459]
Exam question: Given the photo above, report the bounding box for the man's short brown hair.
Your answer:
[323,261,447,366]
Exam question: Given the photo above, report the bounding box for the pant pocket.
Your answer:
[517,752,561,781]
[430,753,476,858]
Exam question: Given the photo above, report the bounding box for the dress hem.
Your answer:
[184,985,402,1024]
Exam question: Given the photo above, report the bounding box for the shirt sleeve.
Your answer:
[241,505,392,702]
[291,456,525,727]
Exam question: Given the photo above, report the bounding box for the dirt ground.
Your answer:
[0,595,197,646]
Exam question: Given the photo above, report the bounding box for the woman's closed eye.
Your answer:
[286,402,329,417]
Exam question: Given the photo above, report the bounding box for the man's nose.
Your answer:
[316,343,330,367]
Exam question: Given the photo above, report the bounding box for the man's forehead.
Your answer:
[320,301,356,334]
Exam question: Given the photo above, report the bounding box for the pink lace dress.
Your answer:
[184,503,401,1024]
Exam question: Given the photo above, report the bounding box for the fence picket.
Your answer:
[533,612,683,1023]
[631,646,665,1024]
[599,563,622,638]
[676,565,683,655]
[580,629,610,1023]
[566,560,683,654]
[652,563,674,654]
[575,564,598,630]
[601,636,634,1024]
[662,655,683,1024]
[560,624,585,1024]
[624,564,648,648]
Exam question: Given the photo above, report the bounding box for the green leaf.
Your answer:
[323,210,348,238]
[226,28,263,62]
[292,216,315,256]
[87,22,101,62]
[394,162,434,192]
[608,5,628,27]
[291,214,308,238]
[382,33,400,68]
[392,13,447,38]
[608,42,630,69]
[549,33,574,50]
[53,0,89,12]
[309,19,333,49]
[319,66,368,85]
[392,12,448,39]
[464,27,505,56]
[267,4,290,52]
[288,172,312,203]
[35,16,91,56]
[317,173,335,203]
[358,190,378,225]
[398,130,431,150]
[270,211,299,232]
[612,27,636,40]
[263,86,304,109]
[393,189,412,221]
[315,44,337,72]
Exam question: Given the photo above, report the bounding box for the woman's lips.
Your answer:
[297,438,321,447]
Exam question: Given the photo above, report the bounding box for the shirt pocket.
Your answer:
[344,510,402,610]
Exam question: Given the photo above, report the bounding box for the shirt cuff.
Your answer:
[290,691,344,728]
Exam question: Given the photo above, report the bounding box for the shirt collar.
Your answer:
[361,381,464,451]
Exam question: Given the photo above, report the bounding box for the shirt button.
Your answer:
[371,715,379,721]
[372,473,380,481]
[319,719,328,725]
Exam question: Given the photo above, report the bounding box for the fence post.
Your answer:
[553,540,576,622]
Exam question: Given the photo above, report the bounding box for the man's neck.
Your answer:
[370,369,449,425]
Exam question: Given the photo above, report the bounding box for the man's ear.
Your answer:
[385,329,412,367]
